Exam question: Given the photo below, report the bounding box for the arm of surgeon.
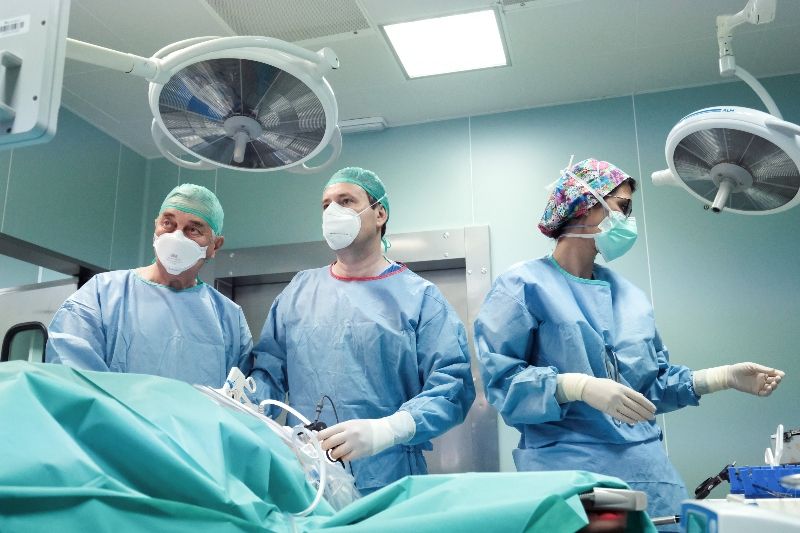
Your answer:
[45,280,110,371]
[317,412,416,462]
[320,296,476,462]
[693,362,784,396]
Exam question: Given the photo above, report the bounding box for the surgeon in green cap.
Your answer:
[46,184,253,387]
[249,167,476,495]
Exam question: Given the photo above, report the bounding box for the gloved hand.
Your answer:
[693,362,785,396]
[556,373,656,424]
[318,411,416,462]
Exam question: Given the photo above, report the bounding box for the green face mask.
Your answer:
[592,210,638,262]
[558,171,638,262]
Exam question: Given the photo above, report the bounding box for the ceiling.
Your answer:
[61,0,800,158]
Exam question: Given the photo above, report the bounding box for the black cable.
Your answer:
[306,394,354,474]
[783,428,800,443]
[318,394,340,424]
[751,483,794,498]
[317,395,354,476]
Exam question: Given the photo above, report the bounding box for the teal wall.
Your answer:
[140,73,800,495]
[0,255,65,289]
[0,108,148,289]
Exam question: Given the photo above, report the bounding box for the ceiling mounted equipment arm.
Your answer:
[716,0,781,118]
[65,38,158,79]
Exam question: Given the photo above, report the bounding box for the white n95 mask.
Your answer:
[322,196,384,250]
[153,231,208,274]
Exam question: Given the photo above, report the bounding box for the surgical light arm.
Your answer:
[65,39,157,78]
[716,0,781,118]
[64,36,338,83]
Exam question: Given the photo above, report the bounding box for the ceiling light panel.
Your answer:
[382,9,509,79]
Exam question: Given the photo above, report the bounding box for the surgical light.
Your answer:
[651,0,800,214]
[0,0,343,174]
[70,36,342,173]
[382,9,509,79]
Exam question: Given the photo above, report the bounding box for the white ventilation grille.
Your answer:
[205,0,370,42]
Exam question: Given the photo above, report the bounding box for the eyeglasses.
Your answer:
[605,195,633,218]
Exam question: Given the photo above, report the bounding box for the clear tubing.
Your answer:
[290,426,327,517]
[259,399,312,425]
[257,399,327,516]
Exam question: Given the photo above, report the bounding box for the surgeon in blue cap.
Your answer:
[249,167,476,494]
[46,184,252,387]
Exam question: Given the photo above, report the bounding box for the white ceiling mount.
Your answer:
[717,0,780,117]
[651,0,800,215]
[61,33,343,173]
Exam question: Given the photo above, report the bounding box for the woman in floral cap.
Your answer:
[474,158,784,528]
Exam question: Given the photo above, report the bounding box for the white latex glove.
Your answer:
[556,373,656,424]
[317,411,416,462]
[693,362,785,396]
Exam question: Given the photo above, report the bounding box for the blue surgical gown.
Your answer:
[250,264,476,493]
[46,270,253,387]
[474,256,700,526]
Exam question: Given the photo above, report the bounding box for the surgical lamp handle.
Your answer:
[764,118,800,138]
[288,126,343,175]
[150,120,216,171]
[65,38,158,79]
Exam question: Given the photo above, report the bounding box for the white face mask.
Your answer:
[322,196,385,251]
[153,231,208,275]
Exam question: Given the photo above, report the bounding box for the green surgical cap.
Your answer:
[325,167,390,220]
[159,183,224,235]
